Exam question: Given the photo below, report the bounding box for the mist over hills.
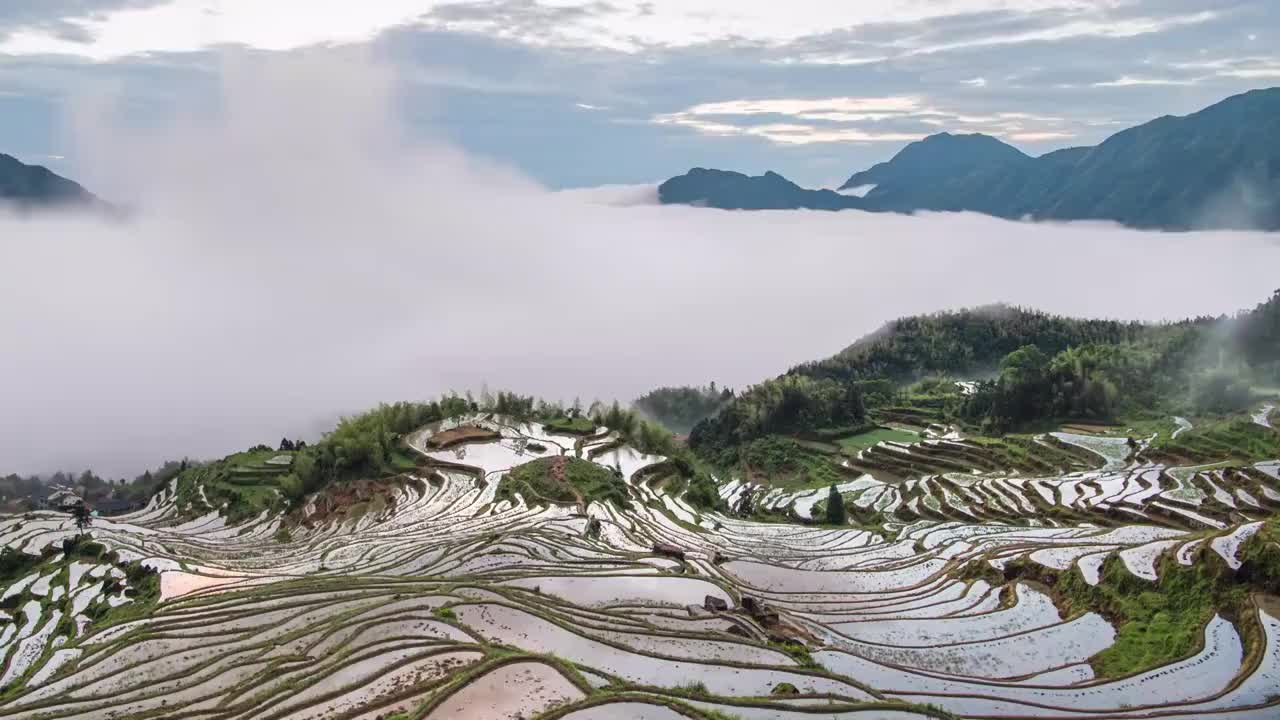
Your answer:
[5,52,1280,480]
[660,87,1280,231]
[10,87,1277,231]
[5,52,1280,720]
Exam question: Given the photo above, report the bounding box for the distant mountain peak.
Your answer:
[0,153,100,209]
[840,131,1029,191]
[658,167,861,211]
[659,86,1280,231]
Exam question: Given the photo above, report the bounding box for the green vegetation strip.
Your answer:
[1003,518,1280,677]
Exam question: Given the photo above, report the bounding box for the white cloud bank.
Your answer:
[3,50,1278,477]
[0,0,1200,59]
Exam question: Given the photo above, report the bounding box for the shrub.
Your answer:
[825,483,847,525]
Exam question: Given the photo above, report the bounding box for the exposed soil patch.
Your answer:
[300,477,417,527]
[427,426,502,450]
[1060,423,1121,436]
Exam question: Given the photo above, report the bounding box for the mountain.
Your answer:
[839,131,1031,195]
[4,397,1279,718]
[657,167,862,210]
[660,87,1280,231]
[3,298,1279,715]
[0,153,99,208]
[1030,88,1280,229]
[690,289,1280,464]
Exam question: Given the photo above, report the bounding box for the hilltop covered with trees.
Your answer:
[633,383,734,434]
[691,291,1280,461]
[13,292,1277,521]
[0,461,192,514]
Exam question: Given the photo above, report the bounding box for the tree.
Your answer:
[279,438,295,451]
[825,484,847,525]
[1194,371,1254,413]
[71,501,93,537]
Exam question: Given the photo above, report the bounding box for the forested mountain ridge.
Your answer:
[838,131,1032,196]
[657,167,860,210]
[690,291,1280,462]
[792,305,1150,385]
[634,384,734,434]
[0,153,98,208]
[659,87,1280,231]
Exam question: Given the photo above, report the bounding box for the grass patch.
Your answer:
[1149,416,1280,463]
[836,427,922,454]
[175,451,292,523]
[92,562,161,628]
[387,449,421,471]
[740,436,843,491]
[673,680,711,698]
[1002,524,1280,678]
[772,640,818,668]
[494,456,631,508]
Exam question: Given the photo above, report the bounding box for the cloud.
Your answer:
[0,1,167,41]
[421,0,627,49]
[765,54,887,67]
[553,182,658,205]
[0,0,434,59]
[759,4,1233,65]
[1092,75,1201,87]
[4,49,1280,478]
[902,10,1219,56]
[2,1,1276,190]
[663,96,925,120]
[651,116,925,144]
[0,1,1243,60]
[1172,56,1280,79]
[652,96,1076,146]
[651,96,934,144]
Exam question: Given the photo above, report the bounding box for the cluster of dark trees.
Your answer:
[826,484,847,525]
[0,461,190,511]
[273,392,686,504]
[279,399,469,501]
[633,383,734,434]
[690,293,1280,462]
[690,306,1146,462]
[964,291,1280,431]
[689,375,867,466]
[794,305,1150,386]
[960,343,1156,432]
[0,472,101,504]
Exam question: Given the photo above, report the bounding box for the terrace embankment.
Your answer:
[1,413,1278,719]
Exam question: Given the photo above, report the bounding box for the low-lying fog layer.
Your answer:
[3,51,1278,476]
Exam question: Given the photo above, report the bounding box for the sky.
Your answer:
[0,0,1277,188]
[3,49,1280,477]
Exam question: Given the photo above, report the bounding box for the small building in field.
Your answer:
[91,499,138,517]
[48,487,83,511]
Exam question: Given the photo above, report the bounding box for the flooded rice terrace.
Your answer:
[0,414,1278,720]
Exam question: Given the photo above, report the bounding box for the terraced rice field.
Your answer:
[1,414,1278,719]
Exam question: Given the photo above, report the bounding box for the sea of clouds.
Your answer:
[3,50,1278,476]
